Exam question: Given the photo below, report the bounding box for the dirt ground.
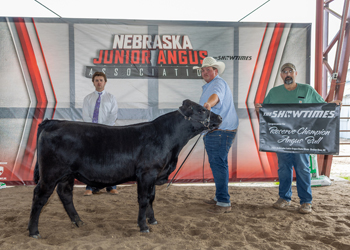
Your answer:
[1,179,350,250]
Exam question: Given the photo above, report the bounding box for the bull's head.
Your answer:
[178,99,222,131]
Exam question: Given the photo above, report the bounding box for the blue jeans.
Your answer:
[204,130,236,206]
[86,185,117,192]
[276,153,312,205]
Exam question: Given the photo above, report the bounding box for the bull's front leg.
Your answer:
[136,175,156,233]
[146,184,157,225]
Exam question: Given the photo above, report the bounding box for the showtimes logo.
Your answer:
[263,110,336,119]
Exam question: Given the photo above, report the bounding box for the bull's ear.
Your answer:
[180,100,193,115]
[182,99,191,107]
[181,100,187,109]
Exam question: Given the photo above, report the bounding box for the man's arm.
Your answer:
[82,96,92,122]
[105,96,118,126]
[204,94,219,110]
[255,103,262,116]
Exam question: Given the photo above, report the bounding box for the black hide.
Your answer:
[28,99,222,237]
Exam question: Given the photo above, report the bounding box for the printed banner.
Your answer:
[0,17,312,184]
[259,104,340,154]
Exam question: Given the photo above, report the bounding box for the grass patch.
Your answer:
[340,176,350,181]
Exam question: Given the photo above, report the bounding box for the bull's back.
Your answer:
[38,120,159,177]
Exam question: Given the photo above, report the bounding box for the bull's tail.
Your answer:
[34,162,40,184]
[34,119,57,184]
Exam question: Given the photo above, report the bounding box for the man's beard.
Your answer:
[284,77,293,85]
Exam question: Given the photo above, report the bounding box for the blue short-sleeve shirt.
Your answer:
[199,75,239,130]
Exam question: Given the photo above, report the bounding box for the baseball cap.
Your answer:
[281,63,296,72]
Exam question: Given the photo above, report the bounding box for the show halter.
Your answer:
[167,106,212,189]
[177,107,211,130]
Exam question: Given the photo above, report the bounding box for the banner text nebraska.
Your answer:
[113,35,193,50]
[85,66,202,79]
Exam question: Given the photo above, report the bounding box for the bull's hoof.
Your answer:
[72,220,84,228]
[72,215,84,228]
[148,219,158,225]
[77,220,84,227]
[29,234,41,239]
[138,224,150,233]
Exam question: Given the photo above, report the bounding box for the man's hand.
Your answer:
[329,100,342,106]
[255,103,262,113]
[204,94,219,110]
[204,102,212,110]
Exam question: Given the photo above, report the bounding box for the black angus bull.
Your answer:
[28,99,222,238]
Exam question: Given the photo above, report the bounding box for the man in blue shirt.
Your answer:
[193,57,239,213]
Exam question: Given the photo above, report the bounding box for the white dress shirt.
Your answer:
[82,90,118,126]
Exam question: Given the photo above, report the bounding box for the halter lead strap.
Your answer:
[177,108,190,120]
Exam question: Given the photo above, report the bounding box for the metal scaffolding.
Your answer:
[315,0,350,176]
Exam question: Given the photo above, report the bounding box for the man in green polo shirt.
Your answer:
[263,63,326,104]
[255,62,341,214]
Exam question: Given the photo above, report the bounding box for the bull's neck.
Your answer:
[154,111,200,146]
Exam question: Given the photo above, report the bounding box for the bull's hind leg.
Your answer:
[56,176,84,228]
[146,185,157,225]
[28,181,56,238]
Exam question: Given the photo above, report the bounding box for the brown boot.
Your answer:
[203,199,216,205]
[84,190,92,196]
[273,198,291,210]
[299,203,312,214]
[207,205,231,214]
[108,189,118,195]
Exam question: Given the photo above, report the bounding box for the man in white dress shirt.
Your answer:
[82,71,119,196]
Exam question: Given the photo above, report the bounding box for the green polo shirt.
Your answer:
[263,83,326,104]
